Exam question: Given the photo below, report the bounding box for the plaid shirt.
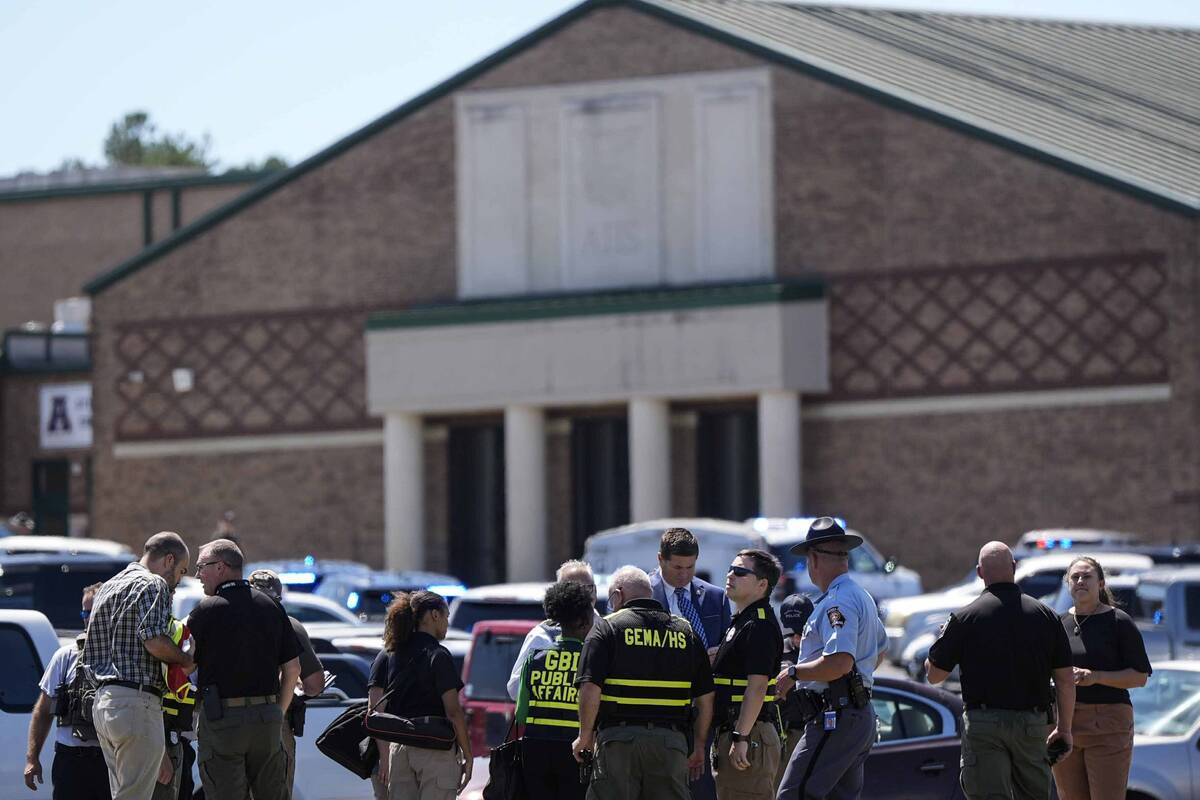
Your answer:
[80,562,172,689]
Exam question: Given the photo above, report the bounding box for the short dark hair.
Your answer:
[143,531,188,563]
[736,548,782,594]
[660,527,699,559]
[543,581,594,630]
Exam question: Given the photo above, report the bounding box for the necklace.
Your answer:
[1071,605,1104,635]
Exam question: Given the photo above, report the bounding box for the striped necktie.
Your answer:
[675,586,709,648]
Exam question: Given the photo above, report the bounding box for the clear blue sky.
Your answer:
[2,0,1196,178]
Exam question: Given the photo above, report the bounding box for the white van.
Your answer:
[582,518,766,584]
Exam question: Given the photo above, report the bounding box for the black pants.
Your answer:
[52,743,112,800]
[521,737,585,800]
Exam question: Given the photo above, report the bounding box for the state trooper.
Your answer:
[774,518,887,800]
[572,565,715,800]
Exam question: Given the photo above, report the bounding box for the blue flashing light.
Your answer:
[304,554,315,567]
[346,591,360,610]
[380,592,393,605]
[427,583,467,597]
[1153,609,1164,625]
[1062,539,1073,549]
[278,571,317,585]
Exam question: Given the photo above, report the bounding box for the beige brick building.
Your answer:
[79,2,1199,588]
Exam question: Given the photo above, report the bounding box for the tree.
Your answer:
[222,155,289,177]
[103,111,213,170]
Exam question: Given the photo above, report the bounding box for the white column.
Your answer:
[758,391,801,518]
[384,412,424,571]
[505,405,547,581]
[629,397,671,521]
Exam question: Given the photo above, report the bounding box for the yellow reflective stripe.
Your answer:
[714,678,777,687]
[527,717,580,728]
[600,695,691,707]
[607,678,691,689]
[730,695,776,703]
[529,700,578,711]
[757,608,766,620]
[163,707,178,716]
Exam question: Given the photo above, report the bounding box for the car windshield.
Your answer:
[450,600,546,632]
[1131,668,1200,736]
[465,629,527,701]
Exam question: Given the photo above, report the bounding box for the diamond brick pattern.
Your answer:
[114,308,375,440]
[827,253,1168,400]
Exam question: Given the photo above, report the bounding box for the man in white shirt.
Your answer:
[506,560,598,701]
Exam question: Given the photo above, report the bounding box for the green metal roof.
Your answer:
[0,171,269,204]
[367,280,823,330]
[84,0,1200,297]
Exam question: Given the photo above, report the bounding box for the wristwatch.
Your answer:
[787,665,797,680]
[730,731,747,743]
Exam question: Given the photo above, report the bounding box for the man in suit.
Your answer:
[649,527,732,800]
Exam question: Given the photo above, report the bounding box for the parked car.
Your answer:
[448,583,556,632]
[173,584,362,624]
[0,535,133,558]
[1013,528,1143,556]
[244,557,373,593]
[461,619,537,755]
[0,553,131,630]
[583,517,767,584]
[1127,567,1200,662]
[880,552,1154,665]
[751,517,923,603]
[0,610,63,789]
[1126,660,1200,800]
[304,622,473,677]
[315,570,467,621]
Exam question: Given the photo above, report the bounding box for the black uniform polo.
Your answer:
[711,597,782,724]
[576,598,713,727]
[188,580,302,698]
[928,582,1071,711]
[368,632,462,719]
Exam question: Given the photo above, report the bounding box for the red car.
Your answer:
[461,619,537,755]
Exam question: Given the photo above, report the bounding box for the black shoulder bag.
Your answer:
[363,648,457,751]
[482,717,526,800]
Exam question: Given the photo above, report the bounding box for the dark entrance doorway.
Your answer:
[31,459,70,536]
[448,422,506,586]
[570,416,630,555]
[696,408,759,521]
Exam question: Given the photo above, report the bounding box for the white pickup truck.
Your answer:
[0,610,375,800]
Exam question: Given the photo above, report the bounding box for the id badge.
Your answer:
[823,711,837,731]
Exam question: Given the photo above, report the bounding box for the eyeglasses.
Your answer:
[194,560,225,575]
[810,547,850,559]
[727,565,758,578]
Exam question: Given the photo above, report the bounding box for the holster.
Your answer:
[57,671,98,741]
[824,666,872,711]
[288,695,308,737]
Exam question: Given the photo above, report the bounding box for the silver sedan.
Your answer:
[1127,661,1200,800]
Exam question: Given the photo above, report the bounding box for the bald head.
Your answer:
[977,541,1016,585]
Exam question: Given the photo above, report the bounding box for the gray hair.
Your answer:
[609,565,652,600]
[556,559,594,583]
[201,538,244,572]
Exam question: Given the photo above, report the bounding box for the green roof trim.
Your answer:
[83,0,1198,298]
[0,171,270,204]
[366,279,824,331]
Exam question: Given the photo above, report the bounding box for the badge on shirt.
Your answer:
[827,607,846,629]
[725,627,736,642]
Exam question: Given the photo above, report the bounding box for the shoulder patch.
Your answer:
[827,607,846,629]
[756,607,766,620]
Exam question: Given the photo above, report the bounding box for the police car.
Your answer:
[751,517,923,603]
[315,570,467,621]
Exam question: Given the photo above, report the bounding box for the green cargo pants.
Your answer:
[586,725,690,800]
[198,703,289,800]
[961,709,1052,800]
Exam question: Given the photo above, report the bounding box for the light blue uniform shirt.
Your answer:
[39,640,100,748]
[797,572,887,690]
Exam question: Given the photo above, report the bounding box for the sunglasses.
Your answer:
[728,565,759,578]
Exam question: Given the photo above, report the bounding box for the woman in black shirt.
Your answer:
[1052,556,1151,800]
[368,591,471,800]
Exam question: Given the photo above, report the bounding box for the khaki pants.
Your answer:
[713,721,780,800]
[587,725,690,800]
[775,728,802,793]
[1052,703,1134,800]
[197,703,289,800]
[386,743,461,800]
[93,685,166,800]
[961,709,1051,800]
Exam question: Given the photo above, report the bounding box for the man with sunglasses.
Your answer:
[774,518,886,800]
[710,550,784,800]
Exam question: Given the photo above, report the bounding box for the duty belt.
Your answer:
[99,679,163,698]
[598,719,687,733]
[222,694,278,708]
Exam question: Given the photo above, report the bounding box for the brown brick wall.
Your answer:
[0,372,91,518]
[85,5,1200,576]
